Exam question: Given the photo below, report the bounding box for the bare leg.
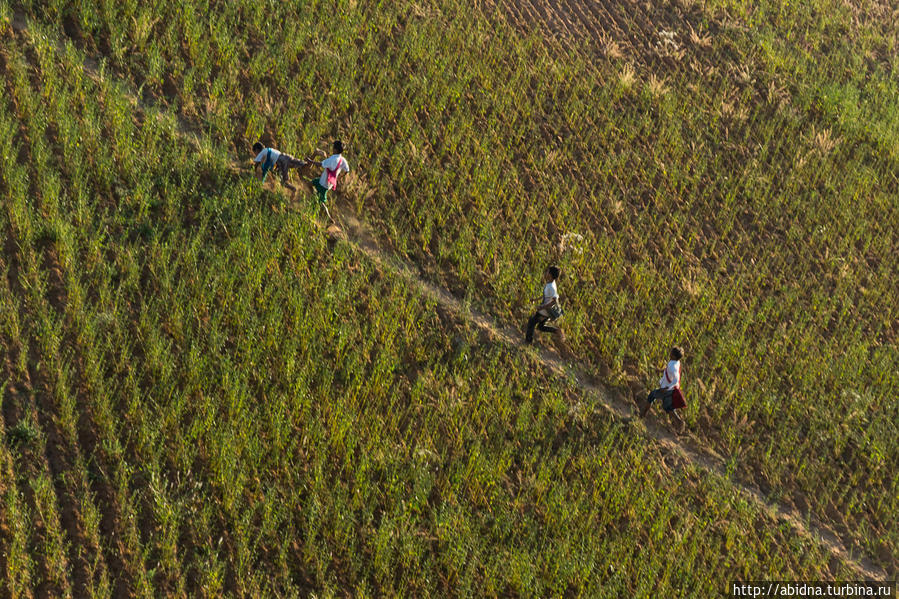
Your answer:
[287,157,311,192]
[278,163,297,191]
[668,410,685,434]
[551,329,573,358]
[321,202,335,223]
[638,399,651,418]
[638,391,654,418]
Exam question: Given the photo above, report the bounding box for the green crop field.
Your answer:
[0,0,896,596]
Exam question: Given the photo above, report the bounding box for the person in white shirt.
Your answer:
[252,142,307,191]
[639,347,685,432]
[525,266,562,344]
[305,140,350,222]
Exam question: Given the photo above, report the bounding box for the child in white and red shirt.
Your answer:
[306,140,350,222]
[639,347,685,432]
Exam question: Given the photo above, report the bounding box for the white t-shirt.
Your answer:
[254,148,281,165]
[659,360,681,389]
[542,281,558,306]
[319,154,350,189]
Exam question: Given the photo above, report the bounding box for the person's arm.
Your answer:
[537,290,558,312]
[309,148,328,167]
[319,155,340,171]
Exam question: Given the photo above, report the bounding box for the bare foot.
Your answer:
[637,399,651,418]
[669,412,685,435]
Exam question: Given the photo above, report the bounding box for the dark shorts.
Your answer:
[648,387,676,412]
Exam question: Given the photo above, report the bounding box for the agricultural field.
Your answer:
[0,0,896,596]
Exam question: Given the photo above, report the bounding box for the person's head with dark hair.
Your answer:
[252,141,264,154]
[670,346,683,361]
[544,265,560,283]
[333,140,344,155]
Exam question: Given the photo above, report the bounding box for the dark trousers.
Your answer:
[647,387,675,412]
[525,312,557,342]
[275,154,305,186]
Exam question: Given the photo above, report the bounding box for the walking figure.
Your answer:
[525,266,563,344]
[305,140,350,222]
[639,347,686,432]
